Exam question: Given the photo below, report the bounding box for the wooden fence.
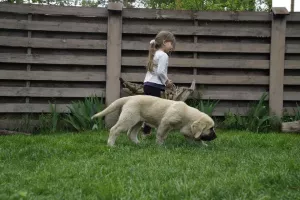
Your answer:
[0,3,299,129]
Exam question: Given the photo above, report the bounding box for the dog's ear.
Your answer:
[191,120,206,139]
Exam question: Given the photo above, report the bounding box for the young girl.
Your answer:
[142,30,176,137]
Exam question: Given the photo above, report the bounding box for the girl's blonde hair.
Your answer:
[147,30,176,72]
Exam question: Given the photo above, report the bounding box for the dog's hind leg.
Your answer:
[107,125,123,147]
[127,121,143,144]
[107,110,140,147]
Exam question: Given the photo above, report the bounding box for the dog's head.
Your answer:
[190,115,217,142]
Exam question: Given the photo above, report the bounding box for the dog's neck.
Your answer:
[180,123,194,137]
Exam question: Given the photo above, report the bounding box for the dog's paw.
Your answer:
[156,139,165,146]
[133,140,140,145]
[201,141,208,147]
[107,141,116,147]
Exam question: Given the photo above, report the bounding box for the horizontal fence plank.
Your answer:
[285,60,300,69]
[193,11,271,21]
[284,92,300,101]
[123,24,270,37]
[0,119,39,130]
[286,13,300,22]
[0,87,106,98]
[0,36,107,50]
[0,103,252,115]
[286,27,300,38]
[286,44,300,54]
[212,106,296,116]
[200,91,300,101]
[120,88,299,101]
[0,3,108,17]
[122,57,269,69]
[122,8,271,21]
[121,73,269,85]
[284,76,300,85]
[213,106,249,116]
[0,70,105,82]
[200,90,265,100]
[0,53,106,65]
[122,41,270,53]
[0,19,107,33]
[3,87,298,101]
[0,103,70,113]
[1,104,297,117]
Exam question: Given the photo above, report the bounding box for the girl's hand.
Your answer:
[166,79,173,88]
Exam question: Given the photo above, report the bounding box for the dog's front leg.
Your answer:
[156,125,170,145]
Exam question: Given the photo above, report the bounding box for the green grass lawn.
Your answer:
[1,130,300,200]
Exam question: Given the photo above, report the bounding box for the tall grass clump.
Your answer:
[187,98,219,117]
[13,113,35,133]
[38,103,62,133]
[64,95,105,132]
[223,92,281,133]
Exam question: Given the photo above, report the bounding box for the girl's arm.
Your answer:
[156,53,169,85]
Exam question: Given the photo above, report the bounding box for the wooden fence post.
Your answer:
[105,2,123,128]
[269,7,289,118]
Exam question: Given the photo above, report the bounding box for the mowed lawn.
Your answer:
[1,130,300,200]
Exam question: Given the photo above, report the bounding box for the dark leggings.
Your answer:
[143,85,163,134]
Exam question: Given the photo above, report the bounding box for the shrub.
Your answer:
[13,114,35,133]
[187,98,219,117]
[223,92,281,133]
[64,95,105,132]
[38,103,61,133]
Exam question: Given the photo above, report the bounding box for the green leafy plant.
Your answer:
[223,111,245,130]
[282,103,300,122]
[144,0,271,12]
[188,98,219,117]
[293,103,300,121]
[14,114,35,133]
[198,99,220,117]
[223,92,280,133]
[64,95,105,132]
[38,102,62,133]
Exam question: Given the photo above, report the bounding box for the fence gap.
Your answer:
[26,14,32,104]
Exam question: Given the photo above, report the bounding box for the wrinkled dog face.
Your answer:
[196,127,216,141]
[191,117,217,142]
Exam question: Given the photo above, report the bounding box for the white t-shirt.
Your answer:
[144,50,169,87]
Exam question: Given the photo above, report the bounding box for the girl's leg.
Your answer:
[143,85,162,135]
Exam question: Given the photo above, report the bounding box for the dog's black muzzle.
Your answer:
[200,128,217,141]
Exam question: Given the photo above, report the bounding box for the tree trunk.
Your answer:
[119,77,198,102]
[291,0,295,12]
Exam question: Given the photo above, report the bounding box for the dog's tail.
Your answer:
[91,97,130,120]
